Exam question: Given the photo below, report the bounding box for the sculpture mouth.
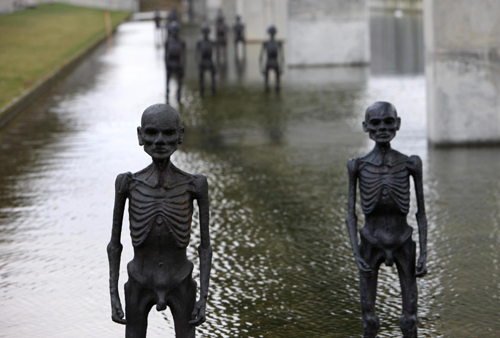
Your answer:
[154,148,168,153]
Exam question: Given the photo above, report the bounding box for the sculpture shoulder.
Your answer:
[407,155,423,174]
[115,172,133,194]
[347,157,360,175]
[193,174,209,197]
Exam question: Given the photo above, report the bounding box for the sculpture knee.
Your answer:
[361,313,379,337]
[399,314,418,338]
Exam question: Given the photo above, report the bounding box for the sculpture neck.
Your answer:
[152,158,170,186]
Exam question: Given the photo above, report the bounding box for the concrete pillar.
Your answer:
[425,0,500,145]
[287,0,370,67]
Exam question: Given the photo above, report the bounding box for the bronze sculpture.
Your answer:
[215,9,228,64]
[233,15,245,57]
[259,25,284,92]
[165,21,186,103]
[196,25,217,96]
[345,102,428,338]
[107,104,212,337]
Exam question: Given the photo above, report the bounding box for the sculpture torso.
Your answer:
[165,39,184,70]
[234,23,244,41]
[118,163,198,292]
[264,40,280,69]
[198,39,214,69]
[352,148,419,261]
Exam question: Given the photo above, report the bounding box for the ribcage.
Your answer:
[128,181,194,248]
[359,162,410,215]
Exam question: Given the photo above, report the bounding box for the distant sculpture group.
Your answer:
[155,8,287,102]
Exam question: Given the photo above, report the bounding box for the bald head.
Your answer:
[365,101,397,122]
[141,103,181,129]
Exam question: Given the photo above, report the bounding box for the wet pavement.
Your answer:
[0,13,499,338]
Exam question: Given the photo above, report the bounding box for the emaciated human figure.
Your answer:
[167,6,179,26]
[107,104,212,338]
[215,9,228,63]
[165,21,186,103]
[259,26,284,92]
[233,15,245,57]
[196,25,217,96]
[153,8,163,46]
[345,102,428,338]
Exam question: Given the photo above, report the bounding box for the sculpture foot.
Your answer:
[400,314,418,338]
[362,314,380,338]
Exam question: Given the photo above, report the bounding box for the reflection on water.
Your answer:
[0,12,499,338]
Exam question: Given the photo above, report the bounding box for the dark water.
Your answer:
[0,13,499,338]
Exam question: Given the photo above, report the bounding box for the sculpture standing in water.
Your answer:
[107,104,212,338]
[215,9,228,63]
[345,102,428,338]
[233,15,245,57]
[196,25,217,96]
[165,21,186,103]
[259,25,284,92]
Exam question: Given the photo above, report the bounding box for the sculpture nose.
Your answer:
[155,134,166,145]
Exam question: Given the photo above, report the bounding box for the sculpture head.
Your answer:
[169,21,180,37]
[236,15,241,23]
[137,104,184,161]
[201,25,210,37]
[268,25,277,38]
[362,101,401,144]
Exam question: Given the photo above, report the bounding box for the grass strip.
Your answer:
[0,3,130,109]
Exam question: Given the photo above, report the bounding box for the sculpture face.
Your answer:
[363,104,400,144]
[138,107,184,161]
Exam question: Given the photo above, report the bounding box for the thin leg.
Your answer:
[125,281,155,338]
[166,71,171,104]
[177,73,183,103]
[359,243,383,338]
[395,240,418,338]
[199,69,205,96]
[210,68,216,95]
[168,277,197,338]
[275,68,280,92]
[264,67,270,92]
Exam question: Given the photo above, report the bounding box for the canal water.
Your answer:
[0,12,499,338]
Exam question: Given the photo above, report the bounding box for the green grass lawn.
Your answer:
[0,3,130,109]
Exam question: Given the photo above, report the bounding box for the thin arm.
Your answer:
[259,43,265,74]
[106,173,128,324]
[195,175,212,302]
[411,156,427,258]
[181,41,186,68]
[279,42,284,74]
[346,158,361,258]
[195,42,200,65]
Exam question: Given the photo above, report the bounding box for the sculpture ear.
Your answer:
[362,121,368,133]
[137,126,144,146]
[178,126,185,144]
[396,117,401,131]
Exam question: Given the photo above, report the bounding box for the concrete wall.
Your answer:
[287,0,370,67]
[425,0,500,145]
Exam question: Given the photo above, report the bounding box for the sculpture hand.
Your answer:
[356,256,372,276]
[189,299,207,326]
[416,254,427,278]
[111,294,126,325]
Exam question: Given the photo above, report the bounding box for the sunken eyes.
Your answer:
[144,128,177,137]
[370,118,395,127]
